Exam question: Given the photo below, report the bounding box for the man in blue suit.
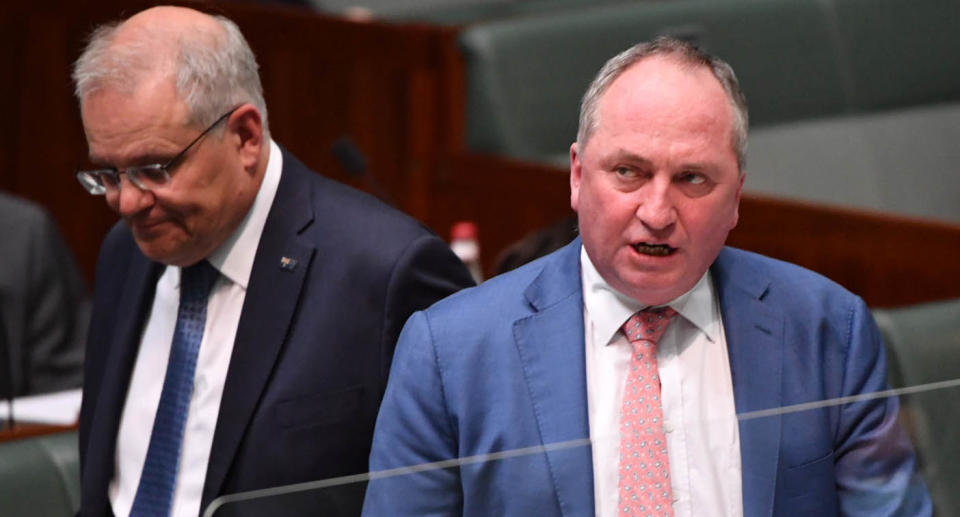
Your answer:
[72,6,472,517]
[365,38,930,516]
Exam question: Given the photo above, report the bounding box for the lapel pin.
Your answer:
[280,256,298,271]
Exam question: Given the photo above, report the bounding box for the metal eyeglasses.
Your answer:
[75,106,240,195]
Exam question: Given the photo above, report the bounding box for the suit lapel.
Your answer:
[712,249,784,517]
[84,252,163,509]
[512,239,595,517]
[202,149,316,507]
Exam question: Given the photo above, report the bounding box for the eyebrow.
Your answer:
[676,162,715,173]
[85,151,172,169]
[84,152,114,170]
[132,152,174,165]
[603,149,719,173]
[86,147,104,163]
[601,150,653,168]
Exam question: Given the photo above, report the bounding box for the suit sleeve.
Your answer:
[379,233,474,392]
[363,310,464,516]
[834,297,932,516]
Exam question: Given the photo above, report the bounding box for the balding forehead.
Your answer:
[121,5,223,33]
[85,7,225,96]
[115,7,223,51]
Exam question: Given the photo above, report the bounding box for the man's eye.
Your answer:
[134,165,168,180]
[678,172,706,184]
[614,166,635,177]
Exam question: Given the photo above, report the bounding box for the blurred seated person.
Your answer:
[492,214,578,276]
[0,191,88,397]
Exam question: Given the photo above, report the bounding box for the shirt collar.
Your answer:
[580,245,719,347]
[205,139,283,289]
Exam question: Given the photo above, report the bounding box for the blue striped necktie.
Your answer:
[130,260,219,517]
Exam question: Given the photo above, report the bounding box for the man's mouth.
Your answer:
[130,218,169,235]
[632,242,676,256]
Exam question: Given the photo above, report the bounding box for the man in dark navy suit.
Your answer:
[72,6,472,516]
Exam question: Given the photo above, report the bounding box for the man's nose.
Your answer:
[109,175,155,217]
[635,179,677,231]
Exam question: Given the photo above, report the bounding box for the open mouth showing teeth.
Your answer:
[632,243,676,256]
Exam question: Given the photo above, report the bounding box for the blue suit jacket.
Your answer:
[77,148,474,516]
[365,238,930,516]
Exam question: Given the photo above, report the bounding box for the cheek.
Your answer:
[581,200,632,254]
[577,178,640,237]
[598,195,639,228]
[105,191,120,212]
[686,199,738,243]
[718,195,740,231]
[148,189,204,227]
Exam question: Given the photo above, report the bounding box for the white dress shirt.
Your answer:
[110,140,283,517]
[581,246,743,517]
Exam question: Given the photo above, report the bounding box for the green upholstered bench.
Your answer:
[834,0,960,112]
[373,0,620,25]
[874,298,960,516]
[458,0,960,162]
[745,101,960,223]
[457,0,960,223]
[0,430,80,517]
[458,0,850,161]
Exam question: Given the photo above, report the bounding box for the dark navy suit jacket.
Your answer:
[365,238,931,516]
[77,148,474,516]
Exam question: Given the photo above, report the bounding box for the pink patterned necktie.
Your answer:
[618,307,678,516]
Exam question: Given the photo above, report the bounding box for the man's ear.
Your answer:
[731,171,746,229]
[570,142,582,212]
[226,104,263,171]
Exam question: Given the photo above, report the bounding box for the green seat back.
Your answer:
[376,0,617,25]
[834,0,960,111]
[458,0,850,161]
[873,299,960,516]
[0,431,80,517]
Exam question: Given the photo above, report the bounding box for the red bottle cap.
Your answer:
[450,221,478,241]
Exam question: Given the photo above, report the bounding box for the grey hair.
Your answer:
[72,14,269,133]
[577,37,748,171]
